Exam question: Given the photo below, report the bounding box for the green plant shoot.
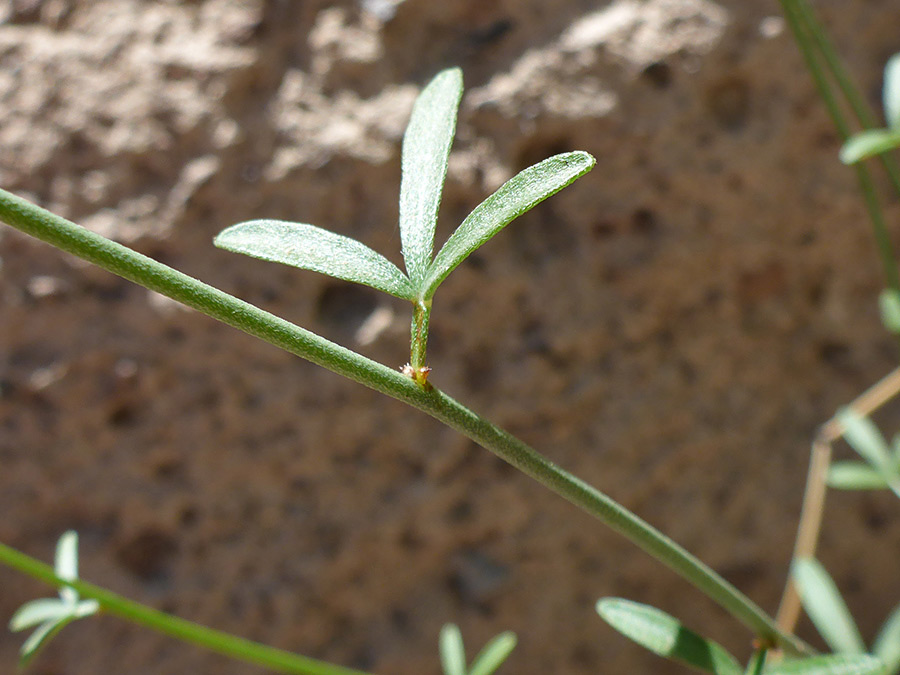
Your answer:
[214,68,595,386]
[8,532,99,669]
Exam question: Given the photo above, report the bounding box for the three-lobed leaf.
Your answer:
[214,220,415,301]
[763,655,886,675]
[423,151,596,299]
[399,68,463,289]
[792,558,866,654]
[597,598,742,675]
[9,531,100,670]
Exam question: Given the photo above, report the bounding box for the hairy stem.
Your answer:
[409,298,432,384]
[0,187,809,654]
[0,542,371,675]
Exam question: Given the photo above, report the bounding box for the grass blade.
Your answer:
[884,53,900,129]
[597,598,742,675]
[439,624,467,675]
[215,220,415,301]
[873,603,900,675]
[9,599,69,632]
[763,655,886,675]
[398,68,463,289]
[468,631,517,675]
[840,129,900,165]
[792,558,866,654]
[424,151,595,299]
[826,462,891,490]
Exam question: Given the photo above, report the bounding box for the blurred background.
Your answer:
[2,0,900,673]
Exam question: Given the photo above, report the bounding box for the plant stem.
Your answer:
[0,187,810,655]
[409,297,432,384]
[0,542,371,675]
[776,366,900,633]
[780,0,900,294]
[794,0,900,199]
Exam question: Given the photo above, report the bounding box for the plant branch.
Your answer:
[775,366,900,634]
[0,541,371,675]
[0,187,810,655]
[794,0,900,199]
[779,0,900,294]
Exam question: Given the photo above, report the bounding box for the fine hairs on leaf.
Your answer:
[214,221,416,301]
[399,68,462,288]
[214,68,594,380]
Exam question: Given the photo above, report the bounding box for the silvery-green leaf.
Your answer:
[55,531,78,582]
[18,616,74,670]
[215,220,415,301]
[399,68,463,289]
[469,631,517,675]
[884,53,900,129]
[597,598,742,675]
[439,623,467,675]
[763,654,885,675]
[792,558,866,654]
[837,408,893,472]
[879,290,900,335]
[874,603,900,675]
[9,599,69,632]
[55,531,79,605]
[839,129,900,164]
[827,462,891,490]
[423,151,595,299]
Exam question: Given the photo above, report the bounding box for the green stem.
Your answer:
[0,187,810,655]
[0,542,370,675]
[780,0,900,294]
[795,0,900,200]
[409,298,432,382]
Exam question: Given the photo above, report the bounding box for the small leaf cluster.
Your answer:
[8,531,99,669]
[597,598,885,675]
[793,558,900,675]
[439,623,517,675]
[215,68,594,379]
[840,53,900,164]
[827,407,900,496]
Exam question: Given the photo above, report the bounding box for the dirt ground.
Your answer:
[2,1,900,673]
